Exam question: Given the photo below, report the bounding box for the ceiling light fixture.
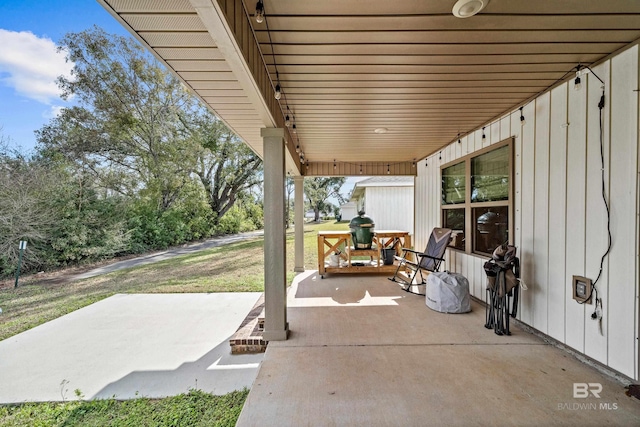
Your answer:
[482,127,486,140]
[255,0,264,23]
[387,164,390,174]
[274,83,281,100]
[359,164,363,174]
[285,106,291,127]
[374,127,388,134]
[520,106,526,126]
[292,123,297,134]
[452,0,489,18]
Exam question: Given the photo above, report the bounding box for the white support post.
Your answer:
[261,128,289,341]
[294,175,305,272]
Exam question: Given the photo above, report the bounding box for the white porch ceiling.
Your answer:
[100,0,640,173]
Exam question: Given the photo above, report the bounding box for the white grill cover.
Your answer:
[426,271,471,313]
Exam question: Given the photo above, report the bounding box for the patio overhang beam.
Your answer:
[304,161,416,177]
[190,0,300,174]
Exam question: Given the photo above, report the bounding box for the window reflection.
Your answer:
[474,206,508,255]
[442,161,465,205]
[471,145,509,202]
[443,208,465,250]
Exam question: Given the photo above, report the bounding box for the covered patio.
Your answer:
[237,273,640,426]
[98,0,640,420]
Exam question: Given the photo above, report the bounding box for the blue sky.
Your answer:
[0,0,128,152]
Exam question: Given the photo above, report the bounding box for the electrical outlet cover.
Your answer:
[572,275,593,304]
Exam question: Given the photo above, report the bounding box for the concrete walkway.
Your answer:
[237,271,640,426]
[0,293,263,403]
[74,230,264,280]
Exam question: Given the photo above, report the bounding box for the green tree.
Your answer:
[45,163,131,264]
[304,177,346,222]
[37,27,263,230]
[36,26,198,212]
[127,178,214,250]
[0,141,56,273]
[285,176,294,228]
[184,109,263,226]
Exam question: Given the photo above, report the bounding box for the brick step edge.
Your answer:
[230,294,267,354]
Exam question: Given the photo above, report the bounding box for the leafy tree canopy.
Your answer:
[36,27,262,223]
[184,109,262,224]
[304,177,346,222]
[36,26,198,211]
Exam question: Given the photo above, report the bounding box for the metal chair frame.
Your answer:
[484,257,520,336]
[388,228,452,295]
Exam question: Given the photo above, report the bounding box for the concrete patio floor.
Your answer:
[0,293,264,403]
[237,271,640,426]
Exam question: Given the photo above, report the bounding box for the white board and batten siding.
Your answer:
[414,45,640,380]
[365,186,414,235]
[340,202,358,220]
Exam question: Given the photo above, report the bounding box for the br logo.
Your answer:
[573,383,602,398]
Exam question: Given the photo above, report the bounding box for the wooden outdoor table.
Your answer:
[374,230,412,255]
[317,230,412,277]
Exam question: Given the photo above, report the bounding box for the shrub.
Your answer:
[215,205,254,234]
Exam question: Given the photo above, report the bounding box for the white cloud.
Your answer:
[43,105,65,119]
[0,29,73,104]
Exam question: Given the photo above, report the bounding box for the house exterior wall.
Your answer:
[414,44,639,380]
[340,202,358,220]
[365,186,414,235]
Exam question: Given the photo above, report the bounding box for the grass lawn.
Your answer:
[0,221,348,426]
[0,220,348,342]
[0,389,247,427]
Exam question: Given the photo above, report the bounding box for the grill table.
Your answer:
[317,230,411,278]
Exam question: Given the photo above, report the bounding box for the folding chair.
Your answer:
[388,228,452,295]
[484,244,520,336]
